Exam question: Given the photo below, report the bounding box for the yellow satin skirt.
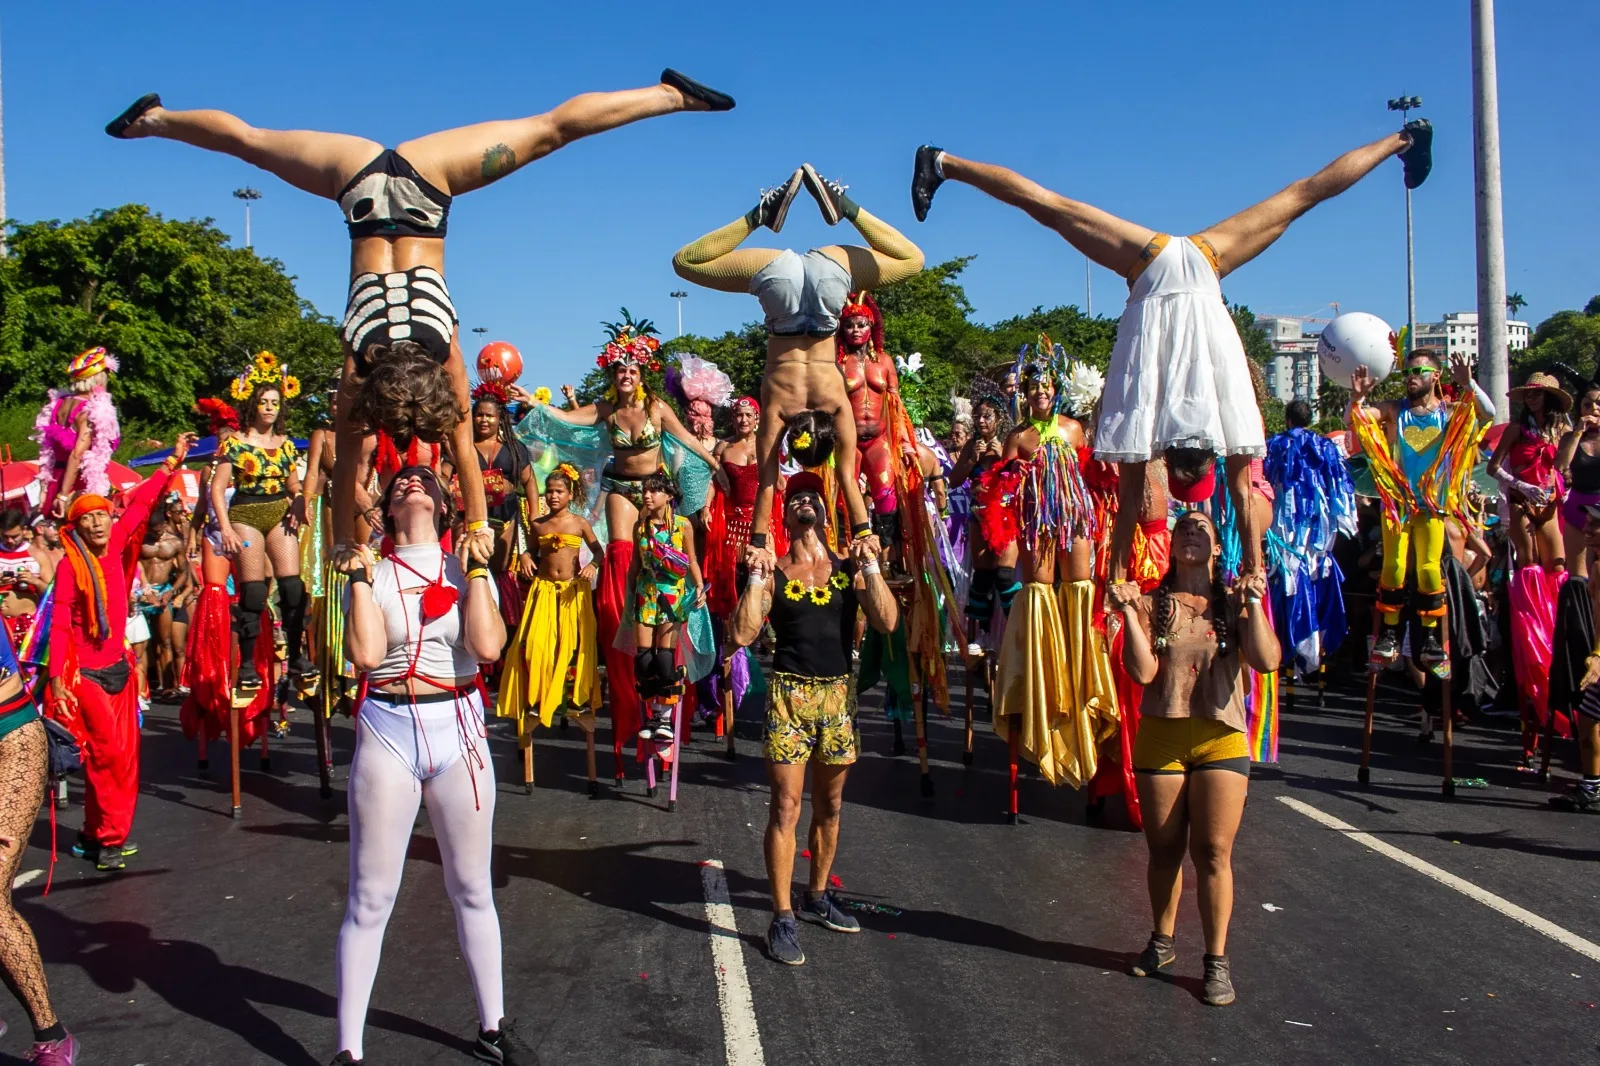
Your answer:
[992,580,1119,788]
[498,577,600,742]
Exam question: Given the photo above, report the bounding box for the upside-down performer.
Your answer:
[47,434,195,872]
[985,347,1116,789]
[912,121,1434,582]
[1265,400,1357,677]
[499,464,603,746]
[672,164,924,567]
[33,347,121,520]
[105,70,734,582]
[1348,351,1492,672]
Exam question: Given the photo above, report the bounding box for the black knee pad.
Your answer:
[277,575,306,612]
[238,581,270,637]
[996,566,1021,612]
[966,567,997,620]
[655,648,684,695]
[634,649,659,698]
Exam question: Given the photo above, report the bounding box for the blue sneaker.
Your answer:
[766,916,805,966]
[800,891,861,934]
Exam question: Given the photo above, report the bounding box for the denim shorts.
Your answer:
[750,250,852,337]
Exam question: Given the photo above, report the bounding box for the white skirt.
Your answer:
[1094,236,1265,463]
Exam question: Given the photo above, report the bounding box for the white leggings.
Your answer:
[336,707,502,1058]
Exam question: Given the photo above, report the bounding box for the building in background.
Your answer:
[1412,311,1529,359]
[1256,314,1323,406]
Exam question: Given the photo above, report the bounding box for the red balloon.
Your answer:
[476,341,523,385]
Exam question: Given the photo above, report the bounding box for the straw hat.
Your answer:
[1508,371,1572,412]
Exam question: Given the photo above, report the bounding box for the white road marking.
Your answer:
[12,869,40,889]
[1279,795,1600,963]
[700,859,765,1066]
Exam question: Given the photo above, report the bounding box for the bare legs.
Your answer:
[1135,767,1249,956]
[765,761,849,914]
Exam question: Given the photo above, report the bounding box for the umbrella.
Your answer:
[0,460,39,503]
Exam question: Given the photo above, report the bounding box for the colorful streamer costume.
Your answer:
[1348,393,1481,666]
[1264,427,1357,675]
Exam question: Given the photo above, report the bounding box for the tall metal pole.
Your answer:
[1388,95,1421,355]
[1471,0,1509,423]
[1084,257,1092,318]
[233,187,262,249]
[0,24,8,258]
[670,290,688,337]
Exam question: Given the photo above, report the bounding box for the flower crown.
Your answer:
[596,309,663,372]
[471,381,510,406]
[554,462,581,482]
[229,350,302,402]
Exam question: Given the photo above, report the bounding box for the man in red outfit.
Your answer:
[48,433,194,871]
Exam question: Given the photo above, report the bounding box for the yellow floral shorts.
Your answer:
[764,673,858,766]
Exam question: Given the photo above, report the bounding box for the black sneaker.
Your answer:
[1202,953,1236,1006]
[105,92,161,138]
[1128,932,1175,977]
[911,145,945,222]
[1419,627,1448,675]
[766,915,805,966]
[649,709,675,746]
[1401,119,1433,189]
[1369,625,1401,668]
[1549,785,1600,813]
[236,662,262,693]
[660,69,736,112]
[114,840,139,859]
[801,163,853,226]
[800,891,861,933]
[748,169,804,234]
[475,1016,538,1065]
[290,657,320,681]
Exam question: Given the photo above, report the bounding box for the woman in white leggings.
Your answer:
[338,466,516,1065]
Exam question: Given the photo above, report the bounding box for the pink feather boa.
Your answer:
[32,386,121,498]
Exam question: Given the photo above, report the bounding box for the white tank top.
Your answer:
[350,543,497,684]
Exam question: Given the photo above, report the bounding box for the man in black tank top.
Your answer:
[729,472,898,967]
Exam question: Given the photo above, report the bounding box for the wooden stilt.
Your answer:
[521,726,534,795]
[722,657,737,761]
[962,655,976,767]
[915,680,934,799]
[1317,661,1327,709]
[585,721,599,798]
[229,699,242,819]
[1358,668,1378,785]
[312,700,333,800]
[1440,617,1456,799]
[1006,718,1020,824]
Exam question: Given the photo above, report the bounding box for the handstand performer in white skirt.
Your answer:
[911,120,1432,578]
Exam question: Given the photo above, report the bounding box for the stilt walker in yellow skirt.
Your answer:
[498,464,604,794]
[984,343,1118,814]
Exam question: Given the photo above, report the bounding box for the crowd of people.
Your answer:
[0,75,1582,1066]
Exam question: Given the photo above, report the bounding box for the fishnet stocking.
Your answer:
[0,720,58,1031]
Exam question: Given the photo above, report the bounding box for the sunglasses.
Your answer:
[1404,367,1439,379]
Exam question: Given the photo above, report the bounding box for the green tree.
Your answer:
[1512,300,1600,383]
[0,204,342,454]
[1506,291,1527,318]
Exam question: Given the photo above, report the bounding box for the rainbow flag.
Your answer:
[1245,596,1279,764]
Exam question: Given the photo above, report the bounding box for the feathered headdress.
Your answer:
[1014,333,1070,412]
[194,397,241,436]
[667,355,734,408]
[1061,363,1105,419]
[837,290,885,358]
[596,309,662,371]
[951,395,973,426]
[471,380,510,406]
[229,350,302,402]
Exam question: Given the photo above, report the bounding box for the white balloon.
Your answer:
[1317,312,1397,389]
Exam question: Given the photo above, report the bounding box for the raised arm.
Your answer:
[344,558,387,672]
[460,551,506,664]
[1234,572,1281,674]
[1117,591,1159,686]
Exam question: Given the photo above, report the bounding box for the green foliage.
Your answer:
[1513,299,1600,384]
[0,204,342,441]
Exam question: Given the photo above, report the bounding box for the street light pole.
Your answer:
[1387,95,1422,356]
[1471,0,1509,423]
[232,187,262,248]
[670,290,688,337]
[1084,258,1092,318]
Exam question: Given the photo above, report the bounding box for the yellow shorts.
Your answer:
[764,673,858,766]
[1132,716,1250,775]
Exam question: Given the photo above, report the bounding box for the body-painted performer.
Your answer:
[210,353,309,696]
[730,472,898,966]
[1347,351,1492,670]
[1265,400,1357,677]
[507,320,717,769]
[0,624,79,1063]
[949,390,1015,657]
[48,433,195,871]
[836,291,909,549]
[0,509,55,662]
[1112,510,1279,1007]
[137,501,192,701]
[336,467,520,1065]
[32,347,121,519]
[628,475,705,744]
[911,121,1434,581]
[498,465,602,751]
[986,350,1116,789]
[1555,384,1600,575]
[105,70,734,581]
[672,164,924,565]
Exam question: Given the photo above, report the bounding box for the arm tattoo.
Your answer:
[481,143,517,181]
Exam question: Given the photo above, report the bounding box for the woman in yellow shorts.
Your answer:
[1109,509,1280,1006]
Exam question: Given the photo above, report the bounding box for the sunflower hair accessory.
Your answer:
[792,431,813,450]
[533,386,552,405]
[230,350,302,402]
[554,462,580,481]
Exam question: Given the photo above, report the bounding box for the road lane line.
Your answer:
[700,859,765,1066]
[12,869,40,889]
[1278,795,1600,963]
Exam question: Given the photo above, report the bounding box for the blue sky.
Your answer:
[5,1,1594,390]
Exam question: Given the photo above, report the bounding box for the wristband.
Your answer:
[861,561,881,576]
[749,533,768,549]
[466,568,491,582]
[748,572,767,587]
[348,571,372,586]
[851,522,872,538]
[465,520,490,534]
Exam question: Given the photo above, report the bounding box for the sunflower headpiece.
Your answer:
[229,350,302,403]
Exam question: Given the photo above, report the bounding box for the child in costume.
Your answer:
[628,474,705,745]
[499,465,603,742]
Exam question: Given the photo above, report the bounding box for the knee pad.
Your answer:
[1415,589,1447,620]
[966,568,997,619]
[238,581,270,637]
[654,648,683,694]
[634,649,658,697]
[1376,584,1407,614]
[996,566,1021,612]
[277,575,306,612]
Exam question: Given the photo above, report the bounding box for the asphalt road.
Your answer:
[5,666,1597,1066]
